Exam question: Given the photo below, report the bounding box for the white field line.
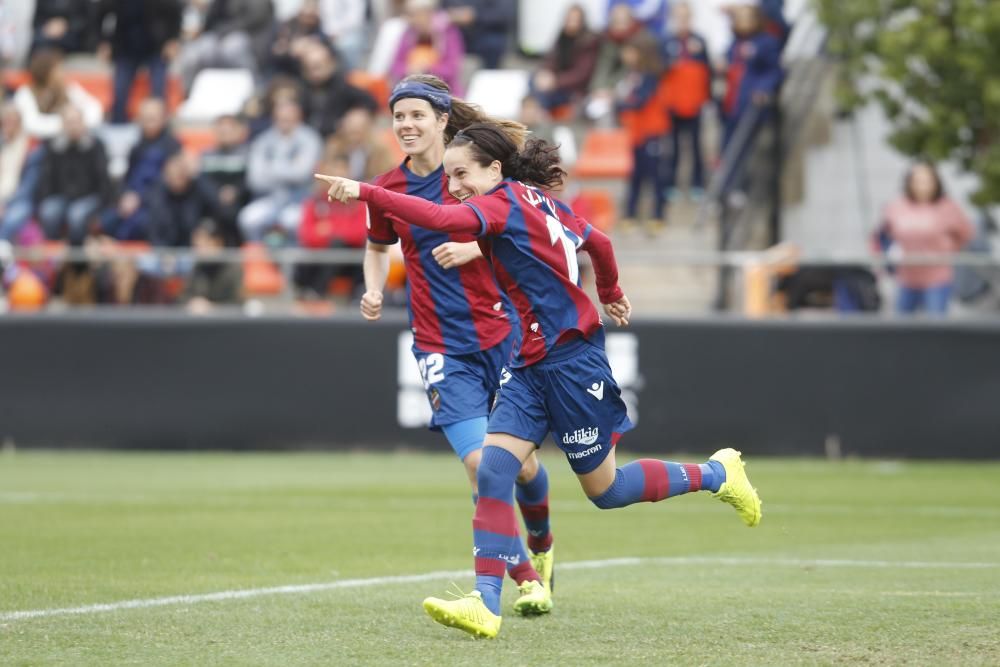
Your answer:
[3,555,998,622]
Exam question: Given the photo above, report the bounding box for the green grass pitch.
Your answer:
[1,450,998,666]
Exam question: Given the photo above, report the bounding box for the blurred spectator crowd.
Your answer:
[0,0,789,313]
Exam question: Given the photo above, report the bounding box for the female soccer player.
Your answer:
[360,77,554,615]
[318,122,762,639]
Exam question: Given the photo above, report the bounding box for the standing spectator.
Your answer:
[239,98,322,243]
[97,0,184,124]
[322,107,396,182]
[315,0,367,71]
[441,0,513,69]
[0,103,38,242]
[615,30,670,232]
[13,49,104,140]
[588,2,643,121]
[103,98,181,240]
[147,153,221,247]
[299,41,376,138]
[663,1,710,201]
[389,0,466,96]
[267,0,333,79]
[200,114,251,245]
[34,105,112,244]
[31,0,92,54]
[720,3,782,150]
[530,4,600,114]
[875,162,974,316]
[184,219,243,313]
[177,0,274,92]
[294,154,366,298]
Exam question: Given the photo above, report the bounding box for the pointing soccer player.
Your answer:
[317,122,762,639]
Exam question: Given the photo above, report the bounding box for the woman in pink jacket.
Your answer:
[876,162,974,315]
[389,0,466,96]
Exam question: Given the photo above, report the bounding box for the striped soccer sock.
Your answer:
[472,446,524,615]
[590,459,726,509]
[515,463,553,553]
[472,493,539,585]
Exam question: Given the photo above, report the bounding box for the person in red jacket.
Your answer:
[663,2,711,201]
[294,154,367,299]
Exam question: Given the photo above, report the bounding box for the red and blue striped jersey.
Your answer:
[464,180,623,367]
[366,160,513,354]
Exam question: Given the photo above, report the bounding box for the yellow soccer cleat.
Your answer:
[512,579,553,616]
[422,589,501,639]
[529,546,555,594]
[710,448,762,527]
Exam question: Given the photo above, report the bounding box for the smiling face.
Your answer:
[443,144,502,202]
[391,97,447,157]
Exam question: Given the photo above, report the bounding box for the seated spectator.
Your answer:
[441,0,513,69]
[103,98,181,241]
[97,0,184,124]
[874,162,974,316]
[184,219,243,313]
[34,105,113,245]
[31,0,93,55]
[0,104,33,241]
[294,154,367,299]
[239,98,322,244]
[587,3,643,121]
[606,0,668,39]
[268,0,334,79]
[299,40,377,138]
[663,1,711,201]
[721,3,782,150]
[322,107,396,182]
[530,4,600,113]
[315,0,368,70]
[389,0,466,96]
[199,114,251,245]
[0,106,27,179]
[177,0,274,92]
[147,153,221,246]
[13,49,104,140]
[615,31,670,232]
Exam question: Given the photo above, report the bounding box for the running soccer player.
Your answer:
[317,123,763,639]
[360,77,554,615]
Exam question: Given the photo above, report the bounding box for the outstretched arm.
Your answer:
[580,226,631,326]
[316,175,481,235]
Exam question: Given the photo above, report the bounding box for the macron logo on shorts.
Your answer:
[586,381,605,400]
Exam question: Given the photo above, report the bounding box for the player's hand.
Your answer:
[431,241,481,270]
[360,290,383,321]
[315,174,361,204]
[603,295,631,327]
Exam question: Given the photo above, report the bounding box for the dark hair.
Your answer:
[450,122,566,191]
[903,161,944,203]
[395,74,529,147]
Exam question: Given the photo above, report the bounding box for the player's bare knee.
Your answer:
[516,451,539,484]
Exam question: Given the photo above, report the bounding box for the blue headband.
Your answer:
[388,81,452,113]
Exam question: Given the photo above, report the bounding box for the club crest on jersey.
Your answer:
[428,387,441,411]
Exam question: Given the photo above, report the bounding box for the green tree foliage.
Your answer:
[816,0,1000,203]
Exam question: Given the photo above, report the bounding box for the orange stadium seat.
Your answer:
[347,70,390,110]
[381,126,406,163]
[177,126,217,156]
[242,243,285,296]
[3,69,184,119]
[573,128,633,180]
[576,189,616,232]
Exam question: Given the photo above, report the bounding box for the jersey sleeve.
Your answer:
[365,174,399,244]
[463,189,513,237]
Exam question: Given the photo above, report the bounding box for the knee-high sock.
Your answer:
[472,446,523,615]
[515,464,553,553]
[590,459,726,509]
[471,492,539,585]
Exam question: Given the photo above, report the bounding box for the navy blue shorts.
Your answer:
[487,338,634,474]
[412,334,515,431]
